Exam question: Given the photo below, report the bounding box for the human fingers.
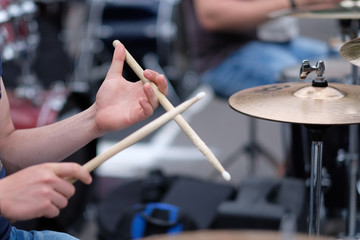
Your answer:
[144,69,168,96]
[143,82,159,110]
[0,165,70,220]
[41,190,68,218]
[139,98,156,118]
[41,205,61,219]
[52,162,92,185]
[105,41,126,80]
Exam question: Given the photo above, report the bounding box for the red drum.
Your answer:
[8,87,68,129]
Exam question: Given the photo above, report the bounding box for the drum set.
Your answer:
[228,2,360,238]
[0,0,38,63]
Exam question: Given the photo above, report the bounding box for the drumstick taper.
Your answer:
[69,92,205,184]
[113,40,231,181]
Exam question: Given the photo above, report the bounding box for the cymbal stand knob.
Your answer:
[299,60,327,87]
[299,60,312,79]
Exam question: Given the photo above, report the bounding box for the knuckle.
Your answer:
[38,186,52,198]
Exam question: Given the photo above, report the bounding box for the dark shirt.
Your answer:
[181,0,257,73]
[0,56,12,240]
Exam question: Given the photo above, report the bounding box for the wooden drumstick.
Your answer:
[69,92,205,183]
[113,40,231,181]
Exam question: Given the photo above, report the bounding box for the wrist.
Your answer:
[87,104,106,138]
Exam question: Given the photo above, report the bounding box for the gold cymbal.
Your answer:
[229,82,360,125]
[340,38,360,67]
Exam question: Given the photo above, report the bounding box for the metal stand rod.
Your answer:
[309,140,324,236]
[348,124,359,236]
[338,18,359,238]
[347,21,359,234]
[352,65,358,86]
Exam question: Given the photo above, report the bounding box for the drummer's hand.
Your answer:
[92,42,168,136]
[0,162,92,221]
[296,0,342,10]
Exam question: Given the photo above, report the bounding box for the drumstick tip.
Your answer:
[222,171,231,181]
[112,39,121,47]
[196,91,206,99]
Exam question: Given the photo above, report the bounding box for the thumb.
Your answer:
[106,40,126,79]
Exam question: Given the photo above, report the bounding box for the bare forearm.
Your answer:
[1,104,100,174]
[194,0,291,32]
[0,44,169,175]
[193,0,340,32]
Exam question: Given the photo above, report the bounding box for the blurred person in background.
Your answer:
[183,0,341,98]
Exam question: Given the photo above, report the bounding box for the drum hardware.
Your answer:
[337,148,347,164]
[338,19,359,42]
[229,59,360,235]
[346,124,359,237]
[0,9,9,23]
[299,60,326,86]
[306,124,329,235]
[272,7,360,237]
[300,61,329,234]
[339,36,360,237]
[208,112,280,180]
[20,1,37,16]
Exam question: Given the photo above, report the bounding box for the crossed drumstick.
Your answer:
[71,40,230,183]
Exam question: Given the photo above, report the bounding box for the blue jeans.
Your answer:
[9,227,79,240]
[202,37,336,98]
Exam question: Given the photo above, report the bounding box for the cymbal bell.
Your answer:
[340,38,360,67]
[229,82,360,125]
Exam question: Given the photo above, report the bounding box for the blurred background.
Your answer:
[1,0,358,239]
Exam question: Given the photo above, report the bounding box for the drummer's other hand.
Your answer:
[0,163,92,221]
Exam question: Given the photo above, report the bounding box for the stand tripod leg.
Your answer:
[210,117,280,179]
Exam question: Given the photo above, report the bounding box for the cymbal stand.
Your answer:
[348,20,359,238]
[306,125,328,235]
[347,124,359,237]
[339,19,359,237]
[211,115,280,178]
[300,60,329,235]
